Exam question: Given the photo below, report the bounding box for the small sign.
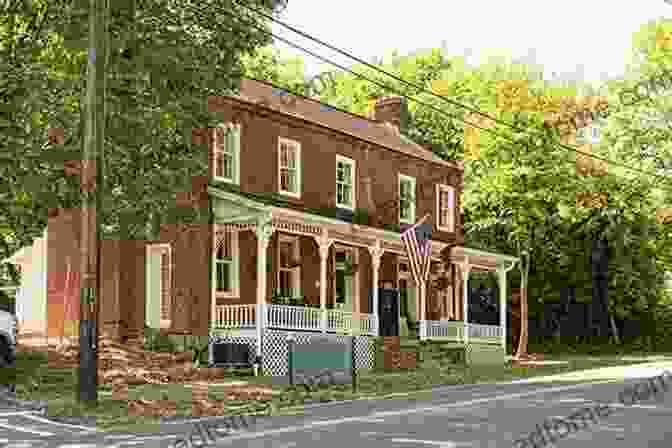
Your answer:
[288,335,354,386]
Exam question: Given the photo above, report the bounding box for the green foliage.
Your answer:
[0,0,284,272]
[302,45,671,337]
[351,208,371,226]
[143,325,176,353]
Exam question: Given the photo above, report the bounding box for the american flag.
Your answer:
[401,214,433,286]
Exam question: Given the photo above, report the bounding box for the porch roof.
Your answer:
[447,245,518,272]
[207,184,448,259]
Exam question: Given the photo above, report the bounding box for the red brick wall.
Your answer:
[358,248,372,313]
[300,236,320,306]
[157,219,211,338]
[47,208,82,337]
[99,239,121,339]
[204,98,463,243]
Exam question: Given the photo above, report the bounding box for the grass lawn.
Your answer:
[9,349,656,433]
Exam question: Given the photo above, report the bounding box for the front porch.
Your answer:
[206,186,518,372]
[213,303,377,336]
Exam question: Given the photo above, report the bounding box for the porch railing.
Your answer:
[212,304,377,336]
[468,323,502,340]
[327,310,377,335]
[266,304,322,331]
[423,320,502,344]
[214,304,256,328]
[424,320,464,340]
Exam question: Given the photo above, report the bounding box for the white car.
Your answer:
[0,310,16,393]
[0,310,16,367]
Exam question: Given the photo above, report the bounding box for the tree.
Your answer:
[0,0,287,270]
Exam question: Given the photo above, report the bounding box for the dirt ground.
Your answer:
[17,335,276,417]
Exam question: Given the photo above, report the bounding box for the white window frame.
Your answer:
[398,174,416,225]
[146,243,172,329]
[277,234,301,297]
[436,184,455,232]
[278,137,302,198]
[576,124,601,144]
[213,228,239,299]
[336,155,356,210]
[212,123,240,184]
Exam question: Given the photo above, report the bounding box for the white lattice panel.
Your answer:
[260,330,374,376]
[353,336,375,370]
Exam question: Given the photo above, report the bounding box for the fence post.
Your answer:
[351,335,356,393]
[287,333,295,387]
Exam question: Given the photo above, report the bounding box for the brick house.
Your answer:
[43,79,518,373]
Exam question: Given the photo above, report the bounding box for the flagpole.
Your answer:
[401,213,431,339]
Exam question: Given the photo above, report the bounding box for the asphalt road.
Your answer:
[3,368,672,447]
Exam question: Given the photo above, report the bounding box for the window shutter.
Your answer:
[448,187,455,231]
[234,125,241,183]
[160,251,171,321]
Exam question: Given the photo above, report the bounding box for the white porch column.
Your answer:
[368,240,384,337]
[255,215,274,363]
[315,231,333,333]
[418,281,427,339]
[460,258,471,344]
[498,261,517,353]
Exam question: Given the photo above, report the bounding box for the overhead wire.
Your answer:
[230,0,672,187]
[173,1,672,241]
[172,1,672,226]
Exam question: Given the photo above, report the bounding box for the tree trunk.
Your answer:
[515,251,530,359]
[610,314,620,344]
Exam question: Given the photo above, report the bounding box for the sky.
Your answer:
[271,0,672,85]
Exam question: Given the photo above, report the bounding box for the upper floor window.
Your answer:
[213,123,240,184]
[436,184,455,232]
[214,229,239,297]
[336,155,356,210]
[576,124,601,144]
[398,174,416,224]
[278,138,301,198]
[160,250,171,322]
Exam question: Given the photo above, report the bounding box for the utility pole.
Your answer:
[78,0,107,404]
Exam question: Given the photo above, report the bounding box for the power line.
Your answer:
[174,3,668,217]
[229,0,672,187]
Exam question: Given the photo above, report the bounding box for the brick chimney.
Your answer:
[372,96,409,133]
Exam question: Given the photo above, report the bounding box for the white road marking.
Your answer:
[55,444,99,448]
[104,435,136,440]
[607,402,672,413]
[390,438,469,447]
[0,419,54,436]
[209,381,613,444]
[20,413,98,432]
[128,435,178,440]
[0,411,41,417]
[594,425,626,432]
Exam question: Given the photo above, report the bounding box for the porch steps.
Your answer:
[374,337,419,370]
